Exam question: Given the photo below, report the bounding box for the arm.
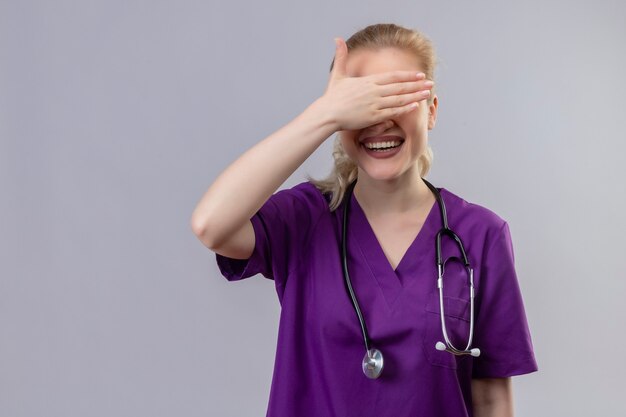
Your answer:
[190,97,336,251]
[472,377,514,417]
[191,37,432,255]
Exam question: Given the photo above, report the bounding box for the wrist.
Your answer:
[307,96,339,134]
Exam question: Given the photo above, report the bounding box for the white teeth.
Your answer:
[363,141,402,149]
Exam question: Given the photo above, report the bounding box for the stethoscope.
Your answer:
[341,177,481,379]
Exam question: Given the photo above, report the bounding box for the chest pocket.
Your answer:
[421,291,473,370]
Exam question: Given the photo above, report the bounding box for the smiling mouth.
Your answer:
[361,141,404,151]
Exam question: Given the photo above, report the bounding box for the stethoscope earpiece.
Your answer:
[341,177,480,379]
[436,341,481,357]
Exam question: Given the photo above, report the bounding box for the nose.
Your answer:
[364,119,395,136]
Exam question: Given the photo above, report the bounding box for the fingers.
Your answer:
[330,37,348,78]
[377,79,434,98]
[369,70,426,85]
[369,71,434,113]
[377,88,431,111]
[379,101,421,119]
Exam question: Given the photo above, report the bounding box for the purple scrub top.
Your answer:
[215,181,538,417]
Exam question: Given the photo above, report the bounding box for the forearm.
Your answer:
[191,97,337,247]
[472,377,514,417]
[473,399,513,417]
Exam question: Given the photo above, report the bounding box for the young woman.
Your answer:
[191,23,538,417]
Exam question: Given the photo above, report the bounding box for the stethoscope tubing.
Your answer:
[341,178,373,353]
[340,177,480,379]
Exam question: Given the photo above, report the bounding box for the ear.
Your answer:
[427,95,438,130]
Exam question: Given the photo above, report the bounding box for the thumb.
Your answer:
[331,37,347,78]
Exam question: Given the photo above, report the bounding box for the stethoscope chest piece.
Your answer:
[362,348,384,379]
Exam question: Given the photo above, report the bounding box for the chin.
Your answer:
[358,166,403,182]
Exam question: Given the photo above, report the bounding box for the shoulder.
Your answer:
[268,181,331,221]
[439,186,508,244]
[274,181,330,206]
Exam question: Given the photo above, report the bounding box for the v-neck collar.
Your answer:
[348,188,443,309]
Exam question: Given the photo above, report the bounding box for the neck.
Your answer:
[352,168,433,216]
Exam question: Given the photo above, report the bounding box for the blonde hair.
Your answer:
[306,23,439,211]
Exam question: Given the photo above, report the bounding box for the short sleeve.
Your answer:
[214,181,327,289]
[471,221,539,378]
